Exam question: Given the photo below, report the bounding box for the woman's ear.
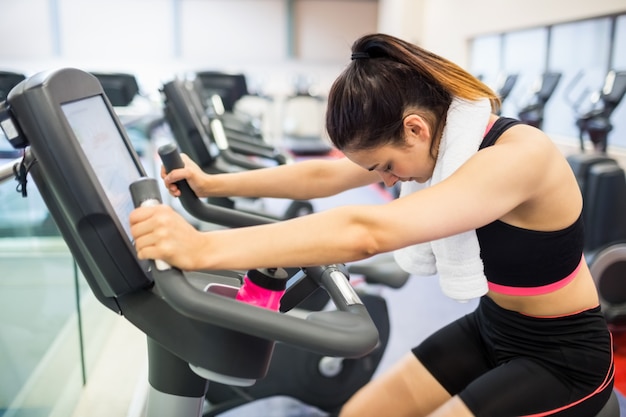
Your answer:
[403,114,430,143]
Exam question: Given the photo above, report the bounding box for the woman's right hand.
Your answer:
[161,153,210,198]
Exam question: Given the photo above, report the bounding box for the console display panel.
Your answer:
[61,95,142,239]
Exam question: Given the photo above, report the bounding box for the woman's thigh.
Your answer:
[339,353,461,417]
[339,312,491,417]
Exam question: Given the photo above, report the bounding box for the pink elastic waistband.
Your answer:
[487,256,584,296]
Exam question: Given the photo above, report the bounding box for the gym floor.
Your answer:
[69,166,626,416]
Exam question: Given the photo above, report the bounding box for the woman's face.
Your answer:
[344,139,436,187]
[344,113,437,187]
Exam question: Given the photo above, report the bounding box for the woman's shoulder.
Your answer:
[473,122,565,197]
[494,120,556,153]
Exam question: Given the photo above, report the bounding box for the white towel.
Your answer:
[393,97,491,302]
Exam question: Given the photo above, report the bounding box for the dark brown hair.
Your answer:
[326,33,500,154]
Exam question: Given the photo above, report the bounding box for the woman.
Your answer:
[130,33,613,416]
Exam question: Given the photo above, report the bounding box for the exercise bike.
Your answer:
[494,73,518,115]
[1,67,383,417]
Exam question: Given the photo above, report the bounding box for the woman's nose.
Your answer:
[379,172,399,188]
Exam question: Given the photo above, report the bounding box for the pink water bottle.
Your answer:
[235,268,289,311]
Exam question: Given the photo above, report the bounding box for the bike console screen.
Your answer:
[61,95,142,239]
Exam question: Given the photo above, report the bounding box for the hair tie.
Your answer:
[351,51,370,60]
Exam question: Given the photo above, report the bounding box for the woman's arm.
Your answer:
[131,126,572,272]
[163,154,381,200]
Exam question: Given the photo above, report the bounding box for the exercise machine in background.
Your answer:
[161,76,314,220]
[195,71,267,142]
[567,153,626,329]
[89,72,165,161]
[280,75,334,156]
[494,73,518,115]
[0,71,26,103]
[195,70,248,114]
[566,70,626,153]
[192,78,291,166]
[89,72,140,107]
[0,71,26,159]
[195,70,334,156]
[517,72,562,129]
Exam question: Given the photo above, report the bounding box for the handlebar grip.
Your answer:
[158,143,200,200]
[129,176,163,207]
[157,143,273,228]
[129,178,172,272]
[158,142,186,172]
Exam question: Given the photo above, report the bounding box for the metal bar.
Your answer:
[0,158,20,184]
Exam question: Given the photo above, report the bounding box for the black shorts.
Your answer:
[412,296,614,417]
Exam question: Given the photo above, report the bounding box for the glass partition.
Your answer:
[0,170,116,417]
[469,34,501,89]
[470,13,625,149]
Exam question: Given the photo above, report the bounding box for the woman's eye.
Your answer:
[385,164,393,172]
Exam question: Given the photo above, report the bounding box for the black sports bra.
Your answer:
[475,118,585,295]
